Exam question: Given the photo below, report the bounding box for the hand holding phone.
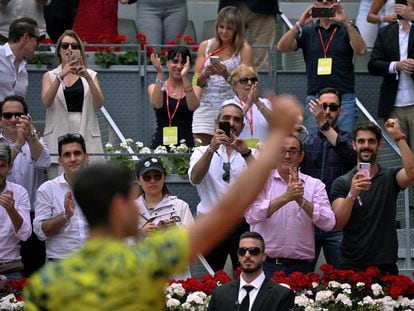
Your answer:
[219,121,231,137]
[210,56,220,64]
[311,7,336,18]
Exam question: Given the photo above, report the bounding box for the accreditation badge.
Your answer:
[317,58,332,75]
[246,138,260,149]
[163,126,178,145]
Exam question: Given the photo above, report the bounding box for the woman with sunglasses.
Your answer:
[149,46,202,149]
[225,64,272,143]
[192,6,253,145]
[134,156,194,279]
[41,30,104,178]
[135,156,194,234]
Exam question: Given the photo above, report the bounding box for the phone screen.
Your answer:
[219,121,231,137]
[311,7,336,18]
[210,56,220,63]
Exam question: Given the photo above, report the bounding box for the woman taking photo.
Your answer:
[193,6,253,145]
[149,46,202,149]
[41,30,104,178]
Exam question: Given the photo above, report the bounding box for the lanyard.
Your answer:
[317,27,338,58]
[196,43,231,74]
[165,80,182,127]
[236,96,254,136]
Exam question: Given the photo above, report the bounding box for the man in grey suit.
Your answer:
[207,231,294,311]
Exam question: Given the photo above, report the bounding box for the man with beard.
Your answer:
[300,87,356,271]
[189,102,253,272]
[246,134,335,277]
[207,231,295,311]
[331,120,414,275]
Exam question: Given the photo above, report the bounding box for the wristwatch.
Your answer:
[241,148,252,158]
[319,122,331,132]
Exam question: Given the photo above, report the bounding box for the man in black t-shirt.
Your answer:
[331,120,414,275]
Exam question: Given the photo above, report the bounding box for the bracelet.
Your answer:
[395,133,407,142]
[295,21,302,32]
[241,148,252,158]
[62,213,69,223]
[344,20,353,30]
[184,87,193,94]
[299,199,306,209]
[155,78,164,84]
[55,74,63,83]
[347,191,356,201]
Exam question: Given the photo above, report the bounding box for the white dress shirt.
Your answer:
[188,144,248,215]
[33,174,89,260]
[0,181,31,263]
[238,271,266,311]
[0,43,28,101]
[0,132,51,208]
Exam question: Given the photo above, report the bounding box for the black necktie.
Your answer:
[239,285,255,311]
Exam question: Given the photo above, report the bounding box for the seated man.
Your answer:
[207,231,295,311]
[33,133,89,261]
[0,143,31,279]
[24,94,302,310]
[246,134,336,277]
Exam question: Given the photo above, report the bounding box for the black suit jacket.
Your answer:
[368,22,414,119]
[218,0,279,15]
[207,278,295,311]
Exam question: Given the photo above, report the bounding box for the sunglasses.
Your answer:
[142,173,163,182]
[238,247,262,256]
[322,103,340,112]
[29,33,41,44]
[60,42,81,50]
[238,77,258,85]
[2,112,25,119]
[222,162,230,183]
[281,149,300,157]
[58,133,83,144]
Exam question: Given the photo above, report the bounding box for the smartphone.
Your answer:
[210,56,220,64]
[357,162,371,177]
[311,7,336,19]
[219,121,231,137]
[70,50,81,68]
[396,0,407,19]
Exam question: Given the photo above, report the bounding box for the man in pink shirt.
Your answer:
[246,134,336,277]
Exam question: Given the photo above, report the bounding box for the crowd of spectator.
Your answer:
[2,0,414,309]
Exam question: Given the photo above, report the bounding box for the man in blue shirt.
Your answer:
[301,87,356,271]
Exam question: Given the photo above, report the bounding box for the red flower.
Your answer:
[183,35,193,43]
[41,37,54,44]
[115,34,127,44]
[176,33,183,40]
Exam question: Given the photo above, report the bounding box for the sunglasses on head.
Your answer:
[142,173,163,182]
[238,247,262,256]
[60,42,81,50]
[322,103,340,112]
[222,162,230,183]
[2,112,25,119]
[238,77,258,85]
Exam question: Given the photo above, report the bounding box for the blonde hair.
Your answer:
[55,30,87,67]
[229,64,258,87]
[212,6,246,56]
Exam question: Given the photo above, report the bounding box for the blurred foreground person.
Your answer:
[24,94,302,310]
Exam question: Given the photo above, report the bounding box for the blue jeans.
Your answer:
[263,259,314,278]
[305,93,357,136]
[136,0,188,45]
[311,227,343,271]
